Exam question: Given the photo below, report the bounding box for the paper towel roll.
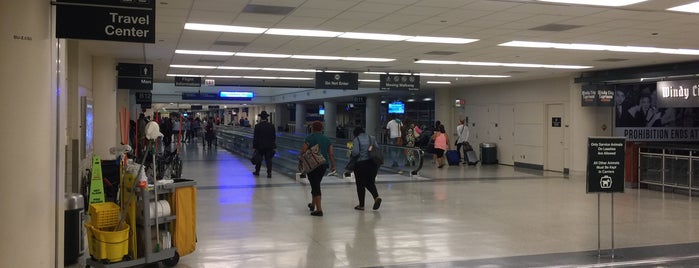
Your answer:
[148,200,171,219]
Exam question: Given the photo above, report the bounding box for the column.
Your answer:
[295,103,306,135]
[93,57,118,159]
[0,0,62,266]
[275,103,287,131]
[366,95,379,137]
[435,89,452,137]
[323,101,336,138]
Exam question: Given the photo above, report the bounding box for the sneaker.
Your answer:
[373,198,382,210]
[310,211,323,217]
[252,171,260,176]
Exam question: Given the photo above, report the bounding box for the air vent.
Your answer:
[214,40,249,47]
[529,24,581,32]
[242,4,295,15]
[596,58,629,62]
[425,51,459,56]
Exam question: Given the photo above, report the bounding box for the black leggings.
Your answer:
[308,165,327,197]
[354,160,379,206]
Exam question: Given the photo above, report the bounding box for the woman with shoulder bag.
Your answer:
[302,121,335,216]
[350,127,382,211]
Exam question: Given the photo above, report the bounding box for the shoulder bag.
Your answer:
[298,143,326,174]
[368,136,384,166]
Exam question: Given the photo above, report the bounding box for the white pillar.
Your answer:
[323,101,336,138]
[275,103,286,130]
[366,96,379,137]
[93,57,118,159]
[435,89,452,135]
[295,103,306,135]
[0,0,64,266]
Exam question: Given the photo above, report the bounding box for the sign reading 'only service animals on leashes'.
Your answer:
[586,137,625,193]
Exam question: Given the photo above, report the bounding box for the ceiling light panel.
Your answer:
[265,28,342,37]
[668,2,699,13]
[406,36,479,44]
[175,49,234,56]
[499,41,699,55]
[536,0,649,7]
[290,55,344,60]
[167,74,204,77]
[234,52,291,58]
[427,81,452,84]
[184,23,267,33]
[415,59,591,70]
[336,32,410,41]
[170,64,217,69]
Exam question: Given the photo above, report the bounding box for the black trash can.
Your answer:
[480,143,498,165]
[64,193,85,264]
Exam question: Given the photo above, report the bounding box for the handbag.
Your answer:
[298,144,326,174]
[368,136,384,166]
[345,156,358,172]
[250,152,262,165]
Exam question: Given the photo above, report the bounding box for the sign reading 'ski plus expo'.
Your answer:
[56,0,156,43]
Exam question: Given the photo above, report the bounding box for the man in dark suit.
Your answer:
[253,111,276,178]
[615,90,635,127]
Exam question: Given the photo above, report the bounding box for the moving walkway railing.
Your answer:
[216,125,425,177]
[638,145,699,194]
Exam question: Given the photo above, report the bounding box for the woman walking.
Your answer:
[431,124,450,168]
[302,121,336,216]
[350,127,382,211]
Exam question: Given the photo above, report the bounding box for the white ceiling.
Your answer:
[79,0,699,92]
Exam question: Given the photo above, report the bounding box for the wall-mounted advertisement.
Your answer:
[656,79,699,108]
[613,83,699,141]
[581,85,614,106]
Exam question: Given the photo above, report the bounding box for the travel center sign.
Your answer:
[56,0,155,43]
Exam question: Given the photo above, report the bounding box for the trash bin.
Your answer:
[64,193,85,264]
[480,143,498,165]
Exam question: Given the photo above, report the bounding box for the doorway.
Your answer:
[546,104,564,172]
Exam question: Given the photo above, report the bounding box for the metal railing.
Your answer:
[638,145,699,195]
[216,125,425,178]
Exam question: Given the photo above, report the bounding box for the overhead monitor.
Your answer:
[388,101,405,114]
[219,91,254,100]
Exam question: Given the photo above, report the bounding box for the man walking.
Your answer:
[253,111,276,178]
[456,119,470,163]
[385,115,403,167]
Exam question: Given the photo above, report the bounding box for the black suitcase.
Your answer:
[465,149,479,165]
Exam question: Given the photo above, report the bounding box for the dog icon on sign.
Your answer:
[600,175,613,189]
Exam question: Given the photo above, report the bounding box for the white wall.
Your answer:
[449,76,600,172]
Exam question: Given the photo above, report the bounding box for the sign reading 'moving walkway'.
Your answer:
[56,0,156,43]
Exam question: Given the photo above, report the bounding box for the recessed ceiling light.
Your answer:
[262,67,317,72]
[359,79,380,83]
[291,55,344,60]
[499,41,699,56]
[167,74,204,77]
[364,71,387,75]
[406,36,478,44]
[235,52,291,58]
[338,32,410,41]
[536,0,648,7]
[206,75,243,78]
[427,81,451,84]
[266,28,342,37]
[342,57,394,62]
[184,23,266,34]
[415,59,592,69]
[667,2,699,13]
[175,50,234,56]
[406,98,415,102]
[423,98,433,101]
[380,100,387,104]
[217,66,261,70]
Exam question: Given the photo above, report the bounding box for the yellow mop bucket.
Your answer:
[85,223,130,262]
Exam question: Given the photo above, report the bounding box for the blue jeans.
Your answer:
[388,138,402,166]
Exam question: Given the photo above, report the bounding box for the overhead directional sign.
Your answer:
[175,76,201,87]
[315,72,358,90]
[135,92,152,104]
[117,63,153,90]
[380,74,420,91]
[56,0,156,43]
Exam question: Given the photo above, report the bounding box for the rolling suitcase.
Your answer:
[446,150,460,166]
[465,150,479,165]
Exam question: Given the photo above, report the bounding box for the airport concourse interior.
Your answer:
[4,0,699,267]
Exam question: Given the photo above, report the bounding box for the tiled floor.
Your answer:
[72,142,699,267]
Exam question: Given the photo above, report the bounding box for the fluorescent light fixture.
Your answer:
[321,70,345,73]
[380,100,387,104]
[175,49,234,56]
[184,23,267,34]
[423,98,433,101]
[217,66,261,70]
[266,28,342,37]
[170,64,216,69]
[415,59,592,69]
[167,74,203,77]
[291,55,343,60]
[668,2,699,13]
[364,71,387,75]
[406,98,415,102]
[343,57,395,62]
[235,52,291,58]
[242,76,277,80]
[499,41,699,56]
[536,0,648,7]
[359,79,380,83]
[262,67,317,72]
[278,77,314,80]
[389,72,413,75]
[206,75,243,78]
[406,36,478,44]
[239,76,313,81]
[427,81,452,84]
[338,32,409,41]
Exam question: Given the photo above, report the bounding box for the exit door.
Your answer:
[546,104,564,172]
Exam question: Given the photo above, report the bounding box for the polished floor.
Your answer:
[72,141,699,267]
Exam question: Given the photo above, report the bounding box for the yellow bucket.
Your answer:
[85,223,130,263]
[89,202,121,229]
